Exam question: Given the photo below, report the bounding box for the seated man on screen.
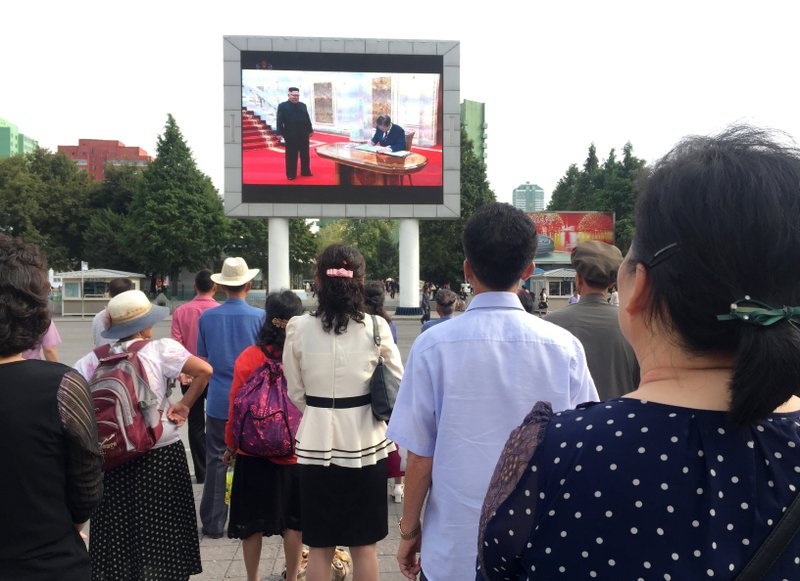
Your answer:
[370,115,406,152]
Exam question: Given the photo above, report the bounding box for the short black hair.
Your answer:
[221,283,247,294]
[259,290,304,350]
[462,202,538,290]
[364,280,392,324]
[0,235,51,357]
[376,115,391,127]
[195,269,214,293]
[108,277,134,298]
[288,86,299,93]
[517,289,535,314]
[630,125,800,426]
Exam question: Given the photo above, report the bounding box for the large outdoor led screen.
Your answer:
[240,51,444,205]
[528,211,616,264]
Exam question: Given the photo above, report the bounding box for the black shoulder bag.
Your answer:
[368,314,400,422]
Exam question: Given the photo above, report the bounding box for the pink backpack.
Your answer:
[230,348,302,458]
[89,341,164,471]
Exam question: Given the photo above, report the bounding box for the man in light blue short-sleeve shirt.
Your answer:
[387,203,598,581]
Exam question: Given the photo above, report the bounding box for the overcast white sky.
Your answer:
[4,1,799,205]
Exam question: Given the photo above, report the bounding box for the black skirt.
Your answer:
[228,455,302,539]
[298,459,388,547]
[89,442,201,581]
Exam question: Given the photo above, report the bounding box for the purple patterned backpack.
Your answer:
[230,348,302,458]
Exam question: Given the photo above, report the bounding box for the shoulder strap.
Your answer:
[370,314,381,348]
[93,344,112,360]
[125,340,149,355]
[735,489,800,580]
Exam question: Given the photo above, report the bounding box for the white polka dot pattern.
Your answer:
[89,442,201,580]
[478,398,800,579]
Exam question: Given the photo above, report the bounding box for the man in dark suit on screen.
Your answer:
[276,86,313,180]
[370,115,406,152]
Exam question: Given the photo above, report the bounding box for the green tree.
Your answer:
[348,219,399,281]
[574,143,600,210]
[313,219,398,281]
[26,149,94,269]
[0,149,94,270]
[289,219,318,283]
[0,155,46,245]
[83,165,143,271]
[547,141,646,252]
[546,164,581,211]
[126,115,227,286]
[224,218,269,277]
[419,127,496,285]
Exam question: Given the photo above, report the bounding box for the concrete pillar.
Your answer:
[268,217,290,291]
[396,218,422,315]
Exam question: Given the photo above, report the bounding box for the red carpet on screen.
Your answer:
[242,131,443,187]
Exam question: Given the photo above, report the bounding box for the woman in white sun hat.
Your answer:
[74,289,213,581]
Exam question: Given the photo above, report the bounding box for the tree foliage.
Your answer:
[126,114,227,280]
[0,148,95,269]
[315,219,398,281]
[289,219,318,281]
[546,141,646,252]
[82,165,142,272]
[419,127,496,285]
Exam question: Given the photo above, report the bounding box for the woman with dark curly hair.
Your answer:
[224,290,305,581]
[284,244,404,581]
[0,234,103,580]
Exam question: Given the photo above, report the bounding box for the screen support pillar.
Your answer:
[396,218,423,316]
[268,217,290,291]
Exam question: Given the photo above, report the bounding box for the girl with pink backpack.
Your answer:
[224,290,305,581]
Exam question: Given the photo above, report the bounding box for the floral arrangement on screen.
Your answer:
[577,213,614,243]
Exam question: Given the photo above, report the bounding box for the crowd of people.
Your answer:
[3,125,800,581]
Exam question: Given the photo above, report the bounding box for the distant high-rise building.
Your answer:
[460,100,487,161]
[0,118,38,157]
[58,139,152,181]
[513,182,545,212]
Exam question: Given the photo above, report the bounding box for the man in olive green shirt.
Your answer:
[546,241,639,399]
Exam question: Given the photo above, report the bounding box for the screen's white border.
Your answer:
[223,36,460,219]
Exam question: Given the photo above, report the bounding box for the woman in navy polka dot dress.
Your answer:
[478,127,800,580]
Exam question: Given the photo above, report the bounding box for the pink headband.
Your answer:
[326,268,353,278]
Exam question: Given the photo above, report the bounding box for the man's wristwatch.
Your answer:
[398,517,421,540]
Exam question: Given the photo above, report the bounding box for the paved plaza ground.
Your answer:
[55,303,438,580]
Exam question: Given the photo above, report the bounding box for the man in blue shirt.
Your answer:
[387,203,598,581]
[197,257,264,538]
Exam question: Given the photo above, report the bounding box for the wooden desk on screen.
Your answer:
[315,143,428,186]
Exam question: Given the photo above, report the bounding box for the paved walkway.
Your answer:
[192,483,408,580]
[56,315,430,580]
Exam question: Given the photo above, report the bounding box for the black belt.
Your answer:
[305,394,371,409]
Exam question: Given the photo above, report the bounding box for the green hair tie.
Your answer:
[717,296,800,331]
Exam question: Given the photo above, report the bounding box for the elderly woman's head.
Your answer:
[620,126,800,425]
[0,235,51,358]
[314,244,367,334]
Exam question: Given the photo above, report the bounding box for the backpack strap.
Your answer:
[92,344,112,360]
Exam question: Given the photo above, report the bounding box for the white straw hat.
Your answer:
[100,290,169,339]
[210,257,260,287]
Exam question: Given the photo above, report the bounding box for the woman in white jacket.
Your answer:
[284,244,403,581]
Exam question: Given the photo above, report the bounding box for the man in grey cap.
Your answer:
[546,240,639,399]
